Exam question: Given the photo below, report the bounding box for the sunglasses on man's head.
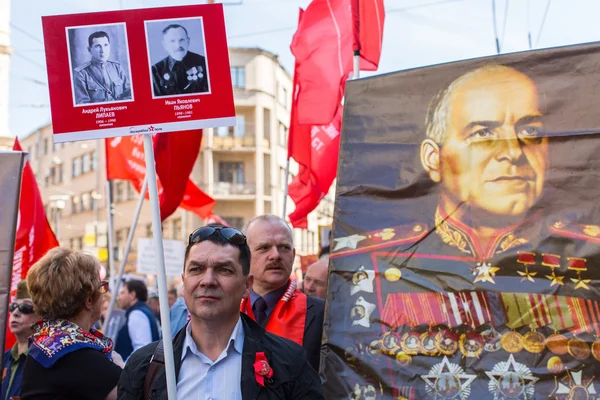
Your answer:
[188,226,247,247]
[9,302,34,315]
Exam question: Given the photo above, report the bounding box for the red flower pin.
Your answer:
[253,352,273,386]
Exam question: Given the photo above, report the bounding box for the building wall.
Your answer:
[20,47,333,280]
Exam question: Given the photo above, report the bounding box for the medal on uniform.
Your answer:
[380,331,401,356]
[546,333,569,355]
[567,336,590,360]
[395,351,412,367]
[401,331,421,356]
[592,339,600,362]
[350,296,376,328]
[439,329,459,356]
[459,331,484,358]
[420,356,476,400]
[501,331,524,353]
[552,369,597,398]
[522,330,546,353]
[547,356,564,374]
[350,266,375,295]
[481,327,502,352]
[420,330,441,356]
[163,73,170,81]
[485,354,538,399]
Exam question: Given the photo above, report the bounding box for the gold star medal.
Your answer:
[500,331,524,353]
[567,336,591,360]
[472,262,500,284]
[459,331,484,358]
[400,331,421,356]
[522,330,546,353]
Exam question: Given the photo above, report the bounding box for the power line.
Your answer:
[500,0,509,47]
[526,0,532,49]
[10,23,44,45]
[12,52,47,71]
[535,0,552,48]
[491,0,500,54]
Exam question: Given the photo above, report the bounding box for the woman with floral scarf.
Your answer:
[20,247,123,400]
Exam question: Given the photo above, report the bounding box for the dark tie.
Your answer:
[254,297,268,326]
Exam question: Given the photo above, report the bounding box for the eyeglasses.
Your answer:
[188,226,247,247]
[98,280,109,294]
[9,302,35,315]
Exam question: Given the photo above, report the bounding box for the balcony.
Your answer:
[212,181,256,197]
[211,136,271,151]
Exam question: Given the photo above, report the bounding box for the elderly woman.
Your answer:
[20,248,123,400]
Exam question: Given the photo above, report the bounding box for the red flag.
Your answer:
[288,105,343,228]
[6,139,59,350]
[290,0,384,126]
[105,134,215,219]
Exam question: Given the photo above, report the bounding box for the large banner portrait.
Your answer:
[323,42,600,399]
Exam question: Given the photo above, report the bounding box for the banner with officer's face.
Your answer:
[323,42,600,399]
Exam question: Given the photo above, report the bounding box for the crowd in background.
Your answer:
[2,214,330,400]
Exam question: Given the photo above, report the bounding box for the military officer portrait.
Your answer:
[146,19,210,97]
[323,44,600,399]
[68,27,133,106]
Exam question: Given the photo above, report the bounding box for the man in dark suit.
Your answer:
[117,225,323,399]
[151,24,209,96]
[241,215,325,371]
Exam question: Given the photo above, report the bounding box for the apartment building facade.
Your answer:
[19,47,333,278]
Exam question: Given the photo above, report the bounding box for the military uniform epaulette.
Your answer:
[331,223,428,258]
[74,61,91,73]
[548,218,600,243]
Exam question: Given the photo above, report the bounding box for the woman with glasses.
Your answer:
[20,248,123,400]
[1,280,40,400]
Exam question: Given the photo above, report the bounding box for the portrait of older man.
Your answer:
[151,23,209,97]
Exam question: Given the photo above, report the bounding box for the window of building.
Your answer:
[44,138,49,155]
[82,154,91,174]
[231,66,245,88]
[126,181,136,201]
[235,115,245,138]
[114,181,124,203]
[145,223,153,238]
[216,126,229,138]
[72,158,81,177]
[81,192,91,211]
[71,196,79,214]
[282,87,288,108]
[278,123,288,147]
[56,164,63,184]
[172,218,182,240]
[89,191,96,212]
[263,109,271,140]
[91,151,97,171]
[225,217,244,230]
[218,162,245,183]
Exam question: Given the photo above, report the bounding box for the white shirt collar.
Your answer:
[182,317,244,362]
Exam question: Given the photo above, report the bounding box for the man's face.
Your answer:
[425,68,547,218]
[118,286,135,310]
[182,241,253,322]
[303,259,328,299]
[88,36,110,63]
[247,220,295,293]
[148,297,160,316]
[163,27,189,61]
[9,299,39,338]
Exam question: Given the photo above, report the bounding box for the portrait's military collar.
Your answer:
[167,55,187,71]
[90,59,108,67]
[434,207,533,260]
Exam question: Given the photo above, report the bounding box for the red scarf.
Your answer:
[241,280,307,346]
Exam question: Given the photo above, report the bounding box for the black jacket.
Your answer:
[299,296,325,372]
[117,313,324,400]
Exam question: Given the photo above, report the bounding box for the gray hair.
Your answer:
[425,64,526,144]
[243,214,294,244]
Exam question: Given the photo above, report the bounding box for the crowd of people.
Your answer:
[2,214,330,399]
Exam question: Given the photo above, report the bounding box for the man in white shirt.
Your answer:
[115,279,160,361]
[117,224,324,400]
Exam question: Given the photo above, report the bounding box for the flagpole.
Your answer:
[282,158,290,219]
[103,176,147,332]
[106,180,116,290]
[353,50,360,79]
[142,134,177,400]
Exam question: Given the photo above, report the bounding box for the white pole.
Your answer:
[103,176,147,331]
[353,53,360,79]
[282,158,290,219]
[106,181,116,290]
[142,134,177,400]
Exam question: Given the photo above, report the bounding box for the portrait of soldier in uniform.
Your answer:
[70,29,132,105]
[147,20,209,97]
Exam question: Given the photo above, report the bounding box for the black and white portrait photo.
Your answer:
[145,17,210,98]
[67,23,134,106]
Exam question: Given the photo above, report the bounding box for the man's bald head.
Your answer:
[304,258,328,299]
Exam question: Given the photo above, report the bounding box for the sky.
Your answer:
[7,0,600,138]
